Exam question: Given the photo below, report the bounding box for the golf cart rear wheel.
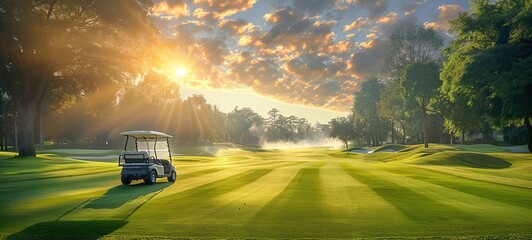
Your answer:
[167,170,176,182]
[144,170,157,184]
[121,175,132,185]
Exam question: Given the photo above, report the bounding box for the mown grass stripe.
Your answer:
[319,161,406,225]
[383,165,532,210]
[341,162,472,222]
[127,168,274,222]
[240,162,330,238]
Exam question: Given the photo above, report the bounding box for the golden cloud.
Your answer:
[423,4,462,33]
[152,1,189,19]
[376,12,398,24]
[344,17,370,32]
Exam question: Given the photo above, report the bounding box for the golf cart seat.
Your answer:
[160,159,171,174]
[122,151,150,164]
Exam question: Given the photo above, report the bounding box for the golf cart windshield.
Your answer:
[120,131,173,161]
[137,139,171,160]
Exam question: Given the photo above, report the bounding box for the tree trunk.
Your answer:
[40,100,45,149]
[391,121,395,144]
[402,123,406,144]
[16,105,37,156]
[423,111,429,148]
[525,113,532,153]
[461,129,465,145]
[14,114,18,152]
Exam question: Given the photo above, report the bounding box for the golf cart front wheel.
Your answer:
[167,170,176,182]
[144,170,157,184]
[121,175,132,185]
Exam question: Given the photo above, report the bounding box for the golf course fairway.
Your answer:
[1,144,531,239]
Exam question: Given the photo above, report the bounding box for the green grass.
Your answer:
[0,145,531,239]
[373,144,407,152]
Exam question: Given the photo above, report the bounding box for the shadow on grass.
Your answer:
[84,182,171,209]
[418,152,512,169]
[341,163,471,222]
[7,220,127,240]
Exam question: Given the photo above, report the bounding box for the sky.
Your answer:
[149,0,470,123]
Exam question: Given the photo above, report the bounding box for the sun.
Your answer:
[176,68,186,77]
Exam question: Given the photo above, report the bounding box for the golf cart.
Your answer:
[118,130,177,185]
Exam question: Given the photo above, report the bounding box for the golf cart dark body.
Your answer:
[118,131,177,185]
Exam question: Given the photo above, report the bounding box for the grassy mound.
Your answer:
[413,151,512,169]
[373,144,407,152]
[398,144,459,153]
[452,144,509,153]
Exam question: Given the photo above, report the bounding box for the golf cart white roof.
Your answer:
[120,130,173,139]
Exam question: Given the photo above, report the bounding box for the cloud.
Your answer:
[343,17,369,32]
[251,8,337,55]
[402,0,427,16]
[219,19,253,35]
[424,4,462,33]
[354,0,390,19]
[292,0,337,16]
[151,0,189,19]
[172,20,212,46]
[193,0,257,19]
[348,37,386,77]
[196,39,227,65]
[376,12,398,24]
[156,0,417,112]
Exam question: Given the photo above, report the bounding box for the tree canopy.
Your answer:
[0,0,156,156]
[384,20,444,78]
[441,0,532,152]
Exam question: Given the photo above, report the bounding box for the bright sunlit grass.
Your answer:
[1,145,531,239]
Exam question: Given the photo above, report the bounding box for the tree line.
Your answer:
[1,77,330,150]
[329,0,531,152]
[1,0,531,155]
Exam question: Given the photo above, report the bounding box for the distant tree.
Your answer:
[401,62,442,148]
[437,92,482,144]
[209,106,227,142]
[0,77,14,150]
[295,117,311,140]
[0,0,155,156]
[353,77,384,146]
[351,115,366,146]
[329,117,355,149]
[227,107,263,145]
[381,20,444,145]
[266,108,280,140]
[441,0,532,152]
[378,81,409,144]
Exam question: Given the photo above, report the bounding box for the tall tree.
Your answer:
[353,77,384,146]
[382,20,444,146]
[329,117,355,149]
[438,92,482,144]
[384,20,444,78]
[266,108,280,140]
[441,0,532,152]
[0,0,154,156]
[401,62,442,148]
[378,81,409,144]
[226,107,263,145]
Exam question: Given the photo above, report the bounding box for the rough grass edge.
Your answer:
[2,233,532,240]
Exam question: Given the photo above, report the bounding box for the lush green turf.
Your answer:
[1,145,531,239]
